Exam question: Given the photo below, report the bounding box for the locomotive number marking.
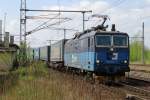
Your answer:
[112,53,118,60]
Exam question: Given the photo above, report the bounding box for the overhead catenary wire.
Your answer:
[24,9,92,35]
[26,18,72,36]
[26,16,71,20]
[28,14,60,33]
[21,0,93,48]
[90,0,127,27]
[72,0,126,30]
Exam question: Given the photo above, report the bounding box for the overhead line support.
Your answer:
[22,9,92,32]
[22,9,92,13]
[142,22,145,64]
[20,0,27,45]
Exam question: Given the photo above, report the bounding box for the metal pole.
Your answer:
[3,13,7,35]
[50,40,52,46]
[142,22,145,64]
[64,29,66,40]
[20,0,27,45]
[82,12,85,32]
[24,0,27,45]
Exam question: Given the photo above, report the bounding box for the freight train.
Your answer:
[28,17,130,81]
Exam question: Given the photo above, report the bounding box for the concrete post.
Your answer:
[0,20,2,44]
[10,36,14,45]
[4,32,9,48]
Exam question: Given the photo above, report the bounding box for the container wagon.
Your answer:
[27,48,34,61]
[39,46,50,62]
[49,39,67,69]
[33,48,40,61]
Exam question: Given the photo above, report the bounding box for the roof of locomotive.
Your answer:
[65,30,128,45]
[78,30,128,39]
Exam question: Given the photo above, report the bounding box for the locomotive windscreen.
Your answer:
[113,35,128,47]
[96,34,128,47]
[96,35,111,46]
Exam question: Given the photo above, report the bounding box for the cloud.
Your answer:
[29,0,150,47]
[7,0,150,48]
[145,0,150,3]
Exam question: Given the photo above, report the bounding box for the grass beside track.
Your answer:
[0,62,126,100]
[130,41,150,64]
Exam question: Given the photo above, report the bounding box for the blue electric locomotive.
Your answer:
[64,31,129,76]
[94,32,129,76]
[64,18,130,79]
[32,16,130,81]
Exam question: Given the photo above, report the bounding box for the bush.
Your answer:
[15,62,48,80]
[130,41,150,64]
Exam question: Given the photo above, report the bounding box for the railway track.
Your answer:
[119,78,150,100]
[130,69,150,73]
[49,67,150,99]
[126,71,150,82]
[130,64,150,67]
[130,64,150,73]
[121,83,150,100]
[95,78,150,100]
[78,73,150,100]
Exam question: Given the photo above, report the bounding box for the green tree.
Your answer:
[17,42,28,67]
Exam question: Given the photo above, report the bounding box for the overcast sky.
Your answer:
[0,0,150,48]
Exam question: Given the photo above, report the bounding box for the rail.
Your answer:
[130,64,150,67]
[120,82,150,99]
[121,76,150,99]
[127,70,150,82]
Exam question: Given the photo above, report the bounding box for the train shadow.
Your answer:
[106,78,150,88]
[103,82,124,87]
[125,78,150,87]
[99,80,148,88]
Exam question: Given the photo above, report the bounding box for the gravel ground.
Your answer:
[130,64,150,72]
[126,71,150,82]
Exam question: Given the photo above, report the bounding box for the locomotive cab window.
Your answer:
[113,35,128,47]
[96,35,111,47]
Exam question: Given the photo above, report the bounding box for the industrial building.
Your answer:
[0,20,19,71]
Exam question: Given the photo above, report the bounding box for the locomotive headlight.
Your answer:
[96,60,100,64]
[110,48,114,51]
[124,60,127,64]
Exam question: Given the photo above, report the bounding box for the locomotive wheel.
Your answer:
[84,72,95,84]
[93,73,106,84]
